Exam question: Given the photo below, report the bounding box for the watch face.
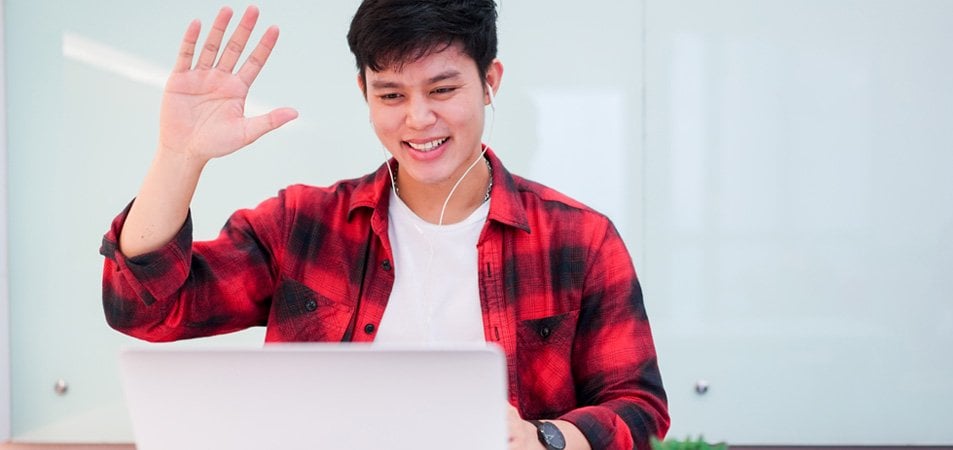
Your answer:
[537,421,567,450]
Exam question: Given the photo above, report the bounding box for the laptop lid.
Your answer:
[119,344,508,450]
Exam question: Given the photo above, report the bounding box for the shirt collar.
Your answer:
[347,147,531,234]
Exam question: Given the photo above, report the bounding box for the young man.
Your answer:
[100,1,669,449]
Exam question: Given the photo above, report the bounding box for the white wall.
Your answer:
[1,0,13,441]
[644,1,953,443]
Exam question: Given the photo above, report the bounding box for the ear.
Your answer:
[356,72,367,100]
[483,59,504,105]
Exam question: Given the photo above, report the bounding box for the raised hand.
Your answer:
[158,5,297,163]
[119,6,297,257]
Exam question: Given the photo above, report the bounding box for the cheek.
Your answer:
[369,109,400,138]
[443,102,484,130]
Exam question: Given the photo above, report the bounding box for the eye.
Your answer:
[431,86,457,95]
[378,92,402,101]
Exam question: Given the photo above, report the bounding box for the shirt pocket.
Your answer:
[268,276,353,342]
[516,309,580,419]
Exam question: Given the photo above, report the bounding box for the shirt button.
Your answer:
[305,299,317,312]
[382,260,392,271]
[539,326,551,339]
[364,323,376,334]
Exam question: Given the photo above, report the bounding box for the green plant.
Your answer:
[651,436,728,450]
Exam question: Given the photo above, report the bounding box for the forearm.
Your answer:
[120,6,295,257]
[119,148,207,257]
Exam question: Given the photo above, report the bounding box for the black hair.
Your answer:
[347,0,498,87]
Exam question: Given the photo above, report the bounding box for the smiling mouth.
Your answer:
[405,137,449,152]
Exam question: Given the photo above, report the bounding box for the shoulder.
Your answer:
[277,170,378,210]
[510,173,610,227]
[280,172,371,198]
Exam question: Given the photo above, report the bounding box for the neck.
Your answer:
[395,158,491,225]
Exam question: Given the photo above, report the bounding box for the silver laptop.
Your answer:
[119,344,508,450]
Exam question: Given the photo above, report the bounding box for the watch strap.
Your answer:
[529,419,566,450]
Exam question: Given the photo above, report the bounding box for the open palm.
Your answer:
[158,6,297,162]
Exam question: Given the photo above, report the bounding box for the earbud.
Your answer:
[486,82,496,111]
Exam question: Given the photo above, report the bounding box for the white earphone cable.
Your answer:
[437,83,496,225]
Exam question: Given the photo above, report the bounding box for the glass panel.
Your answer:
[645,0,953,444]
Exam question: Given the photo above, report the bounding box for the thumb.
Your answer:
[244,107,299,144]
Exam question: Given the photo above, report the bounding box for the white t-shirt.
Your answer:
[375,190,489,344]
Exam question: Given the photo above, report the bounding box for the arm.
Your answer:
[506,217,666,450]
[101,193,287,342]
[558,221,670,450]
[120,5,297,257]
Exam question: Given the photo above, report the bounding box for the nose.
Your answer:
[405,96,437,130]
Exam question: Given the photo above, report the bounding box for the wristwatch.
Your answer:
[529,419,566,450]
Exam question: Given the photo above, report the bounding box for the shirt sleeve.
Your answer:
[100,196,284,342]
[557,220,670,450]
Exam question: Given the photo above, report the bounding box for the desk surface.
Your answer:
[1,445,134,450]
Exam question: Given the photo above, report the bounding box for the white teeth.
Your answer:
[406,138,448,152]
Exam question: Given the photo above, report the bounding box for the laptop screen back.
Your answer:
[119,344,508,450]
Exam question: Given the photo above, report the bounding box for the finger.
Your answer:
[195,6,234,70]
[173,19,201,72]
[236,25,279,87]
[216,5,260,73]
[243,107,299,145]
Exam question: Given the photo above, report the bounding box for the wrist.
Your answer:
[529,420,566,450]
[154,145,208,177]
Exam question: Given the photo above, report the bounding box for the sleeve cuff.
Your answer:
[559,405,634,450]
[100,199,194,302]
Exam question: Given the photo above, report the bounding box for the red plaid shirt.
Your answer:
[101,149,669,449]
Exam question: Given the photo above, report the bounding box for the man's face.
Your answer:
[362,43,500,193]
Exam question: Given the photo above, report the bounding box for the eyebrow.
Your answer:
[369,70,463,90]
